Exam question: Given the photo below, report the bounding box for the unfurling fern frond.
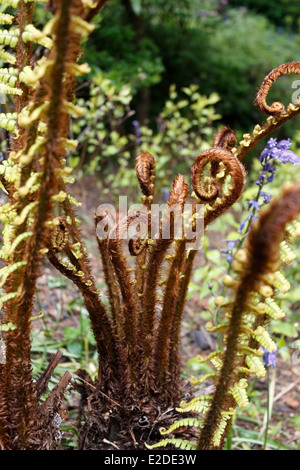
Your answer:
[0,0,98,450]
[22,24,53,49]
[145,439,197,451]
[145,393,210,450]
[0,68,18,86]
[0,82,22,96]
[230,379,249,408]
[159,417,204,435]
[0,260,27,286]
[176,394,212,413]
[0,28,19,48]
[0,13,14,25]
[0,112,17,132]
[0,46,16,64]
[212,408,235,447]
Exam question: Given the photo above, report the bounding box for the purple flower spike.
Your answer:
[221,137,298,264]
[260,192,272,204]
[162,188,169,202]
[269,147,281,159]
[262,346,278,368]
[267,173,275,182]
[133,120,142,146]
[279,150,300,166]
[227,240,235,251]
[256,173,266,186]
[247,200,260,210]
[277,139,292,150]
[260,137,300,167]
[266,137,277,149]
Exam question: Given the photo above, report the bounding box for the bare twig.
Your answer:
[35,350,63,399]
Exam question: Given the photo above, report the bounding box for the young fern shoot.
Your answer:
[0,0,101,450]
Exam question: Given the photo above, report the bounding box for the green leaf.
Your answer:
[290,415,300,429]
[193,265,210,282]
[64,326,80,341]
[48,275,67,289]
[207,92,220,105]
[226,231,242,240]
[233,425,292,450]
[185,357,214,374]
[206,249,221,263]
[66,340,82,357]
[206,266,225,281]
[271,321,298,338]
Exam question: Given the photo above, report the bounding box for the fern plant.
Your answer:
[146,64,300,451]
[147,182,300,450]
[0,0,104,450]
[47,61,300,448]
[0,0,300,451]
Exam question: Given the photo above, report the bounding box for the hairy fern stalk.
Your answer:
[147,183,300,451]
[0,0,300,451]
[0,0,103,450]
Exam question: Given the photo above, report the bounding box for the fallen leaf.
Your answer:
[284,395,300,410]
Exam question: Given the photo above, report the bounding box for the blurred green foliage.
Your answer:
[70,75,221,198]
[65,0,300,183]
[197,9,300,131]
[70,74,134,178]
[83,0,300,135]
[228,0,300,31]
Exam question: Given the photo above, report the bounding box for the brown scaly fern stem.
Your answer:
[139,174,189,391]
[0,0,73,449]
[45,0,124,398]
[162,147,246,384]
[47,221,123,394]
[0,0,96,450]
[84,0,109,22]
[134,151,155,322]
[15,1,34,118]
[197,182,300,450]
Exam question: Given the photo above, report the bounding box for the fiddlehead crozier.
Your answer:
[213,126,237,151]
[255,61,300,116]
[235,62,300,161]
[191,147,246,227]
[135,151,156,199]
[166,147,246,381]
